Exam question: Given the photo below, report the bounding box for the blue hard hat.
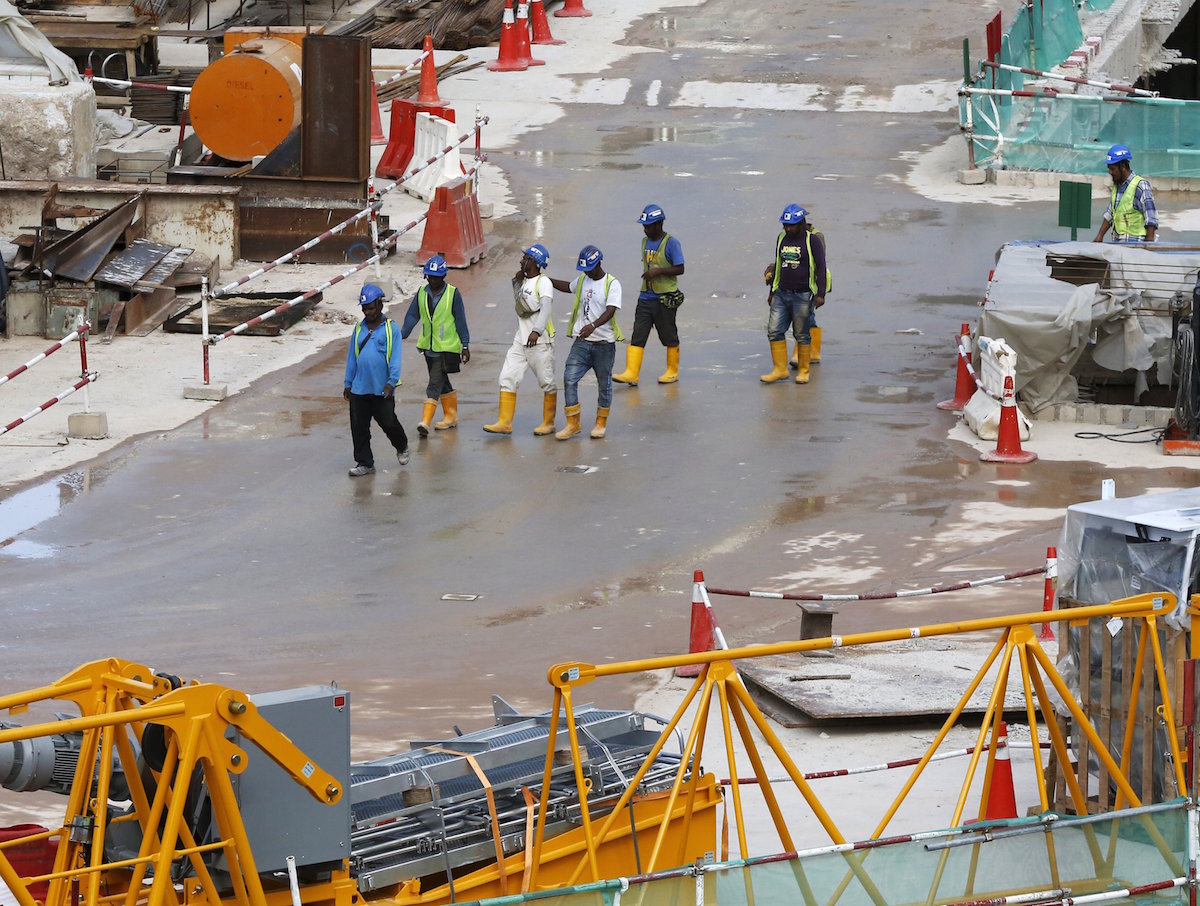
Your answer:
[423,254,448,277]
[523,244,550,268]
[639,204,665,225]
[576,245,603,271]
[1105,144,1132,165]
[780,204,807,225]
[359,283,387,306]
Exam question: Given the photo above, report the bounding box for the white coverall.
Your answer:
[499,273,556,393]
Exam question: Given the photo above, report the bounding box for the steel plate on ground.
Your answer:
[163,291,322,336]
[738,637,1047,721]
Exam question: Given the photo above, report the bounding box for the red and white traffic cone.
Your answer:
[982,722,1018,820]
[980,376,1036,464]
[1040,547,1057,641]
[513,2,545,66]
[554,0,592,16]
[369,82,386,145]
[417,34,442,104]
[677,570,715,678]
[937,323,976,411]
[529,0,564,44]
[489,0,530,72]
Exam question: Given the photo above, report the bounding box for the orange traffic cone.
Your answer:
[980,376,1036,464]
[937,323,976,411]
[554,0,592,16]
[529,0,564,44]
[369,82,386,145]
[982,721,1018,820]
[488,0,530,72]
[417,34,442,104]
[1040,547,1057,641]
[513,2,545,66]
[676,570,715,678]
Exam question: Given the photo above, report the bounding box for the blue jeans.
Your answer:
[563,339,615,409]
[768,289,813,344]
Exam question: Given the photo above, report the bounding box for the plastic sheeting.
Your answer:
[978,241,1200,412]
[0,0,80,83]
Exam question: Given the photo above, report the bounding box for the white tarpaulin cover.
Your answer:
[979,241,1200,412]
[0,0,80,83]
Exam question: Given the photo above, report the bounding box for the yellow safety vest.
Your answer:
[641,233,678,295]
[569,274,624,341]
[417,284,462,353]
[1111,175,1148,239]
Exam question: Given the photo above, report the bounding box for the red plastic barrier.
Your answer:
[376,102,456,180]
[417,176,487,268]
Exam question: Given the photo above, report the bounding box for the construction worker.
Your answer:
[548,245,622,440]
[1094,144,1158,243]
[483,244,557,436]
[613,203,685,386]
[344,282,409,476]
[761,204,826,385]
[400,255,470,436]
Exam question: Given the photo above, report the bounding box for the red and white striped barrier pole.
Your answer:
[368,175,382,281]
[373,50,430,93]
[979,60,1156,97]
[201,277,211,385]
[1040,547,1057,641]
[0,374,98,437]
[706,565,1045,604]
[0,322,90,388]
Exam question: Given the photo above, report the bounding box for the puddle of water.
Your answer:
[0,472,87,559]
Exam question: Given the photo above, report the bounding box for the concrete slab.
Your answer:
[738,637,1055,721]
[67,411,108,439]
[183,383,228,401]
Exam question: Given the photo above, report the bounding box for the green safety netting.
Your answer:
[461,801,1192,906]
[961,0,1200,177]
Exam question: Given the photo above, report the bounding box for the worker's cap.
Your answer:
[423,255,448,277]
[780,204,807,225]
[522,244,550,268]
[1105,143,1132,166]
[638,204,665,225]
[359,283,387,306]
[576,245,603,271]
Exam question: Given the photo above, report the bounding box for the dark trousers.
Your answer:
[629,297,679,348]
[424,352,455,399]
[349,393,408,468]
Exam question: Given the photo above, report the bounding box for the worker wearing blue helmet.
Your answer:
[1094,144,1157,243]
[761,204,827,385]
[400,254,471,436]
[613,203,685,387]
[482,243,559,436]
[548,245,624,439]
[344,282,409,476]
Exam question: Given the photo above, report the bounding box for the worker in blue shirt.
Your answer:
[1094,144,1158,243]
[344,283,409,476]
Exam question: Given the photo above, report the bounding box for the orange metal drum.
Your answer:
[189,37,303,162]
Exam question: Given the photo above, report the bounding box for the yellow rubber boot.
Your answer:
[556,404,582,440]
[613,346,644,385]
[760,340,790,383]
[789,343,799,370]
[658,345,680,384]
[590,406,610,439]
[795,344,811,384]
[417,398,437,437]
[434,391,458,430]
[533,391,557,436]
[483,390,516,434]
[810,326,822,363]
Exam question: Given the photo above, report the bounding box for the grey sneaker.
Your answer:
[348,464,375,477]
[397,447,411,466]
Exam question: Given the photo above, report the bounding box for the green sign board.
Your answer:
[1058,181,1092,240]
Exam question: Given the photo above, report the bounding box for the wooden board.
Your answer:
[163,292,322,337]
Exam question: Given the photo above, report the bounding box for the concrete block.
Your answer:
[184,382,229,401]
[0,81,95,179]
[477,200,495,218]
[67,411,108,439]
[958,168,987,186]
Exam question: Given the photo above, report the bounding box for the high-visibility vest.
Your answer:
[353,319,393,361]
[416,284,463,353]
[772,229,831,295]
[568,273,624,341]
[641,233,679,295]
[1111,175,1148,238]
